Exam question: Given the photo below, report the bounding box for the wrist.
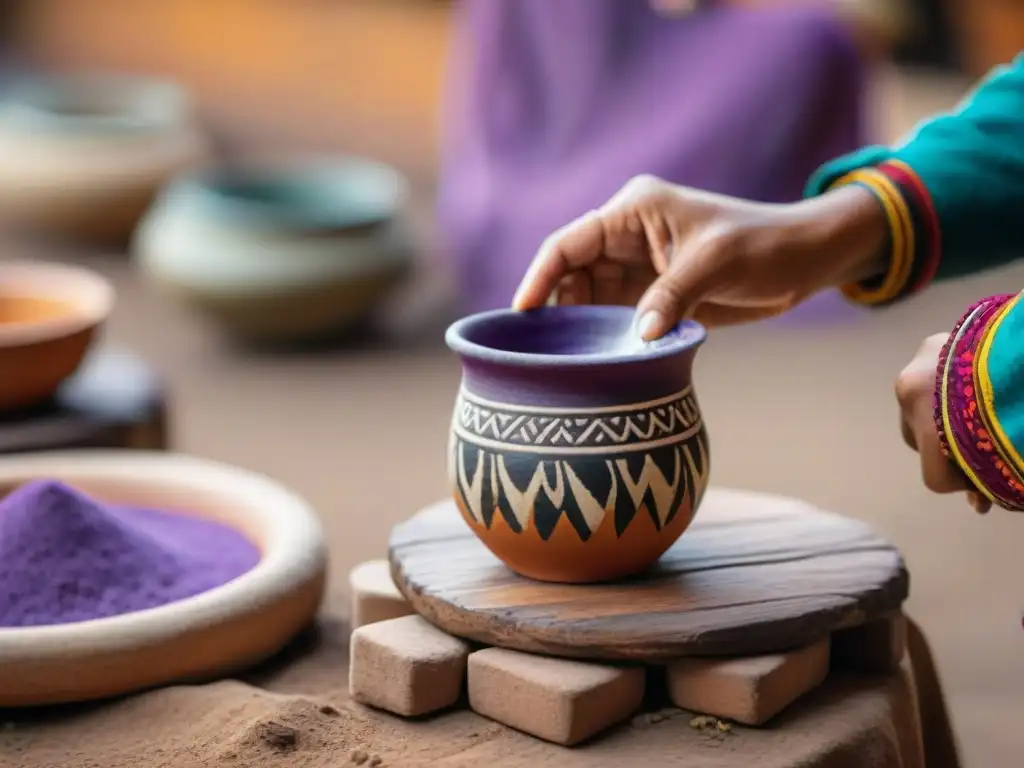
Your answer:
[817,185,890,285]
[794,185,889,288]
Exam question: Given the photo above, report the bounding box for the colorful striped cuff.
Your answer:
[935,293,1024,511]
[828,161,940,306]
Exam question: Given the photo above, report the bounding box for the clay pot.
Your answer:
[134,159,413,346]
[0,450,327,706]
[0,261,114,412]
[0,74,207,245]
[445,306,711,584]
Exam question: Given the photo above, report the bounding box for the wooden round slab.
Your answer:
[0,347,169,453]
[0,450,327,707]
[390,490,909,660]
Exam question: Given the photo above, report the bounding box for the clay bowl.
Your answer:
[0,450,327,707]
[0,261,114,412]
[0,73,207,245]
[134,158,413,346]
[445,305,711,584]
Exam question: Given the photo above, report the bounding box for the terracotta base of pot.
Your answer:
[160,265,408,346]
[0,451,327,707]
[455,494,698,584]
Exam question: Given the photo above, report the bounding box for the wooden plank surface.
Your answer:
[390,489,909,660]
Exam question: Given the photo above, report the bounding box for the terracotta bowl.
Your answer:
[0,450,328,707]
[445,306,711,584]
[134,158,414,346]
[0,261,114,412]
[0,74,207,245]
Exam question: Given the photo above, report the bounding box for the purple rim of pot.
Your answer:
[445,306,706,368]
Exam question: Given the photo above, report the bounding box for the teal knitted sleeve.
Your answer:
[806,54,1024,283]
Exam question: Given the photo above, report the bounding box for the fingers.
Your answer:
[555,272,592,306]
[966,491,992,515]
[690,301,793,329]
[634,232,732,340]
[904,401,991,509]
[547,264,651,309]
[910,415,969,494]
[900,415,917,450]
[906,374,966,495]
[591,261,626,306]
[512,211,606,311]
[896,336,970,495]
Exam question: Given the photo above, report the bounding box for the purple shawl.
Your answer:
[436,1,867,318]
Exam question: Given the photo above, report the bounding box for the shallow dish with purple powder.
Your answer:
[0,450,327,707]
[0,480,262,628]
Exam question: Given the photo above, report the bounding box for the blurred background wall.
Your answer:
[3,0,452,185]
[4,0,1021,178]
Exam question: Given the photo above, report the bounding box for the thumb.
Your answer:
[634,234,730,340]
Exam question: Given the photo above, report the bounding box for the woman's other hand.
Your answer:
[512,175,888,340]
[895,333,991,514]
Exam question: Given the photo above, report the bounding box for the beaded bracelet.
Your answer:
[934,293,1024,510]
[973,293,1024,506]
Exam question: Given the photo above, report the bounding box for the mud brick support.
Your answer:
[349,559,414,629]
[349,616,470,716]
[667,638,831,726]
[467,648,645,746]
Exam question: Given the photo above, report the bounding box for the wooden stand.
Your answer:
[389,490,909,660]
[348,491,920,748]
[0,347,170,454]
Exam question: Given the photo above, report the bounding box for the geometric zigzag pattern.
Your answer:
[449,427,710,542]
[454,388,700,451]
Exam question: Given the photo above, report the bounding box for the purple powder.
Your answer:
[0,479,261,628]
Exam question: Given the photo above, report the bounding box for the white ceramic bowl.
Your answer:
[0,450,328,707]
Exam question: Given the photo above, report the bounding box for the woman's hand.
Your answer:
[512,175,889,340]
[895,333,992,514]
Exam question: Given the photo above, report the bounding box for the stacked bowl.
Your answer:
[0,74,206,245]
[134,158,413,346]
